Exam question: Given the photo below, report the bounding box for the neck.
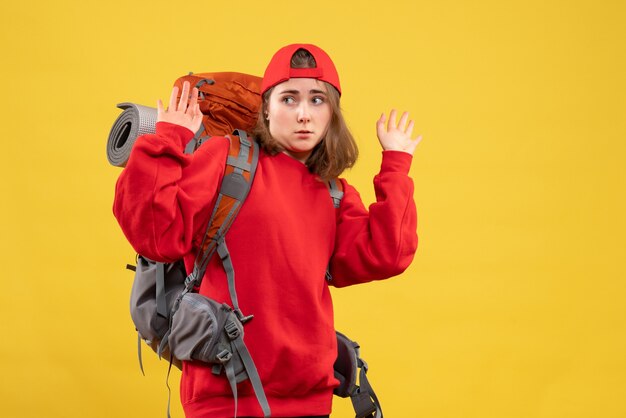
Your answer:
[281,150,310,163]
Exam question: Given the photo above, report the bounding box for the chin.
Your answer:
[287,143,315,153]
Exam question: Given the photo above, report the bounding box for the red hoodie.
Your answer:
[113,122,418,417]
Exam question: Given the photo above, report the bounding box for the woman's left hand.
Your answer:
[376,109,423,155]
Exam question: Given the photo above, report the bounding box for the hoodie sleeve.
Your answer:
[328,150,418,287]
[112,122,229,262]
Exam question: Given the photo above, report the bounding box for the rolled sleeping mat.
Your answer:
[107,103,158,167]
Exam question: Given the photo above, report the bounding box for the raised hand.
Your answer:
[376,109,423,155]
[157,81,204,134]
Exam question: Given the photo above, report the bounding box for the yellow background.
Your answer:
[1,0,624,417]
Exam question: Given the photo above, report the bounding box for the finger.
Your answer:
[156,99,165,121]
[412,134,423,149]
[178,81,191,111]
[388,109,397,131]
[168,86,179,111]
[376,113,386,136]
[406,120,415,137]
[194,105,204,126]
[405,135,422,155]
[398,111,409,131]
[188,87,199,112]
[194,104,203,123]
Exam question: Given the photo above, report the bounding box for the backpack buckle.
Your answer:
[234,309,254,324]
[184,272,198,289]
[225,321,241,340]
[216,349,233,363]
[352,388,378,418]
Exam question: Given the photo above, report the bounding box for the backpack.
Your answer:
[106,72,262,168]
[109,72,383,418]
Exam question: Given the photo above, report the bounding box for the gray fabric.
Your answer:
[333,331,359,397]
[352,389,379,418]
[107,103,157,167]
[223,359,239,418]
[168,293,221,362]
[155,262,167,318]
[334,331,383,418]
[247,136,260,190]
[166,293,273,417]
[226,156,252,172]
[231,130,250,174]
[354,362,383,418]
[325,179,344,281]
[130,257,186,345]
[195,78,215,100]
[217,239,252,323]
[231,332,271,417]
[166,294,250,377]
[328,179,344,209]
[220,173,250,200]
[184,126,205,154]
[137,333,145,376]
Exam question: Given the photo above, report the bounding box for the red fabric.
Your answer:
[261,44,341,95]
[113,122,417,417]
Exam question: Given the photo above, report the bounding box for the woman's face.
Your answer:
[266,78,332,162]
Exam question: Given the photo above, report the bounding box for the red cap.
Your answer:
[261,44,341,96]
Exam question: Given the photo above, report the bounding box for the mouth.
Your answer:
[295,130,314,139]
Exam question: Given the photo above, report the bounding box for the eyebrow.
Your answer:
[278,89,328,95]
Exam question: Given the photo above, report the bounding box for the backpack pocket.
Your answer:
[168,293,221,362]
[169,293,247,382]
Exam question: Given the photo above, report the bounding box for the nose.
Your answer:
[297,103,311,123]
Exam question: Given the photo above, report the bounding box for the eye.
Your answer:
[282,96,296,105]
[312,96,325,105]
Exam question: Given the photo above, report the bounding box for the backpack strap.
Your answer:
[192,130,259,320]
[184,125,211,154]
[325,178,344,281]
[328,178,344,209]
[224,319,272,417]
[187,130,258,291]
[335,331,383,418]
[158,131,258,352]
[351,356,383,418]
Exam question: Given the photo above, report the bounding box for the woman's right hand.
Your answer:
[157,80,204,133]
[376,109,422,155]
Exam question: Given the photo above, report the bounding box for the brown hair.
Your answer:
[253,48,358,181]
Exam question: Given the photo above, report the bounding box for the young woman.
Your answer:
[114,43,421,418]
